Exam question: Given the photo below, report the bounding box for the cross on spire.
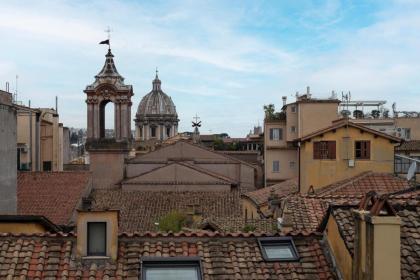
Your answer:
[105,26,112,49]
[193,114,200,123]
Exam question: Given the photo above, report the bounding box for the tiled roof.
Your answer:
[314,172,410,197]
[327,199,420,280]
[243,178,298,206]
[0,232,336,279]
[396,140,420,151]
[17,172,91,226]
[91,189,243,232]
[283,195,331,232]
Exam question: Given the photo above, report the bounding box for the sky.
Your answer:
[1,0,420,137]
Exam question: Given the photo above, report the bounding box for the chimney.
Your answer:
[352,193,401,280]
[282,96,287,106]
[306,86,311,98]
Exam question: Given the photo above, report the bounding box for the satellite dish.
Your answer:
[407,161,417,181]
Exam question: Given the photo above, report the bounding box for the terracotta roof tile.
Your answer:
[243,178,298,206]
[91,189,243,232]
[0,233,336,279]
[314,172,410,197]
[17,172,91,226]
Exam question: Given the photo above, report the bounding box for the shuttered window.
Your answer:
[355,141,370,159]
[313,141,336,159]
[269,128,282,141]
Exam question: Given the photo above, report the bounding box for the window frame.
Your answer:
[272,160,280,173]
[87,222,107,257]
[313,141,336,160]
[141,256,203,280]
[291,105,296,113]
[258,237,300,262]
[355,140,370,160]
[269,128,283,141]
[289,161,295,169]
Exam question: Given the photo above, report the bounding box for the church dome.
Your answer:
[137,74,177,116]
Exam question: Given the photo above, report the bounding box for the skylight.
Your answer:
[141,257,202,280]
[258,237,300,261]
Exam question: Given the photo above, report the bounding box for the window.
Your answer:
[291,126,296,133]
[405,128,411,140]
[87,222,107,256]
[269,128,282,141]
[151,127,157,138]
[272,161,280,172]
[291,105,296,113]
[289,161,295,169]
[258,237,299,261]
[313,141,336,159]
[355,141,370,159]
[166,127,171,137]
[43,161,52,171]
[141,257,202,280]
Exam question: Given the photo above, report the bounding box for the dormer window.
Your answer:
[77,210,119,260]
[141,257,202,280]
[258,237,299,261]
[87,222,107,256]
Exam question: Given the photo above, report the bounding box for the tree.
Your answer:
[263,104,275,119]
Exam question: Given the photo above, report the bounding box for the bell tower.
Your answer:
[84,45,133,189]
[84,49,133,141]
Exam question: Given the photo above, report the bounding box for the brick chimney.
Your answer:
[352,193,401,280]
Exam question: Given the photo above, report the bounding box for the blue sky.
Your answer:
[1,0,420,136]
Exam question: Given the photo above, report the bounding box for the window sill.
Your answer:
[82,256,110,260]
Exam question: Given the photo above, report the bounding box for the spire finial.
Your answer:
[105,26,112,50]
[155,67,159,79]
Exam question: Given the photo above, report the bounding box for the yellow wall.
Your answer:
[76,210,119,260]
[300,126,397,193]
[326,215,353,280]
[0,223,47,234]
[298,102,339,139]
[366,215,401,280]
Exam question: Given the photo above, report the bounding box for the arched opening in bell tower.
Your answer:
[99,100,115,138]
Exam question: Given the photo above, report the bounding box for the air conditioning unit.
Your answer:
[348,159,355,167]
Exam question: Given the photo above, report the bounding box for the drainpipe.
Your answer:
[35,111,41,171]
[298,141,301,193]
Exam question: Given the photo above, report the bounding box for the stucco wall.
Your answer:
[298,102,339,138]
[300,126,396,192]
[90,152,126,188]
[77,211,119,260]
[264,122,287,147]
[326,215,353,280]
[265,148,298,183]
[395,117,420,140]
[242,198,260,220]
[0,100,17,214]
[0,223,46,234]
